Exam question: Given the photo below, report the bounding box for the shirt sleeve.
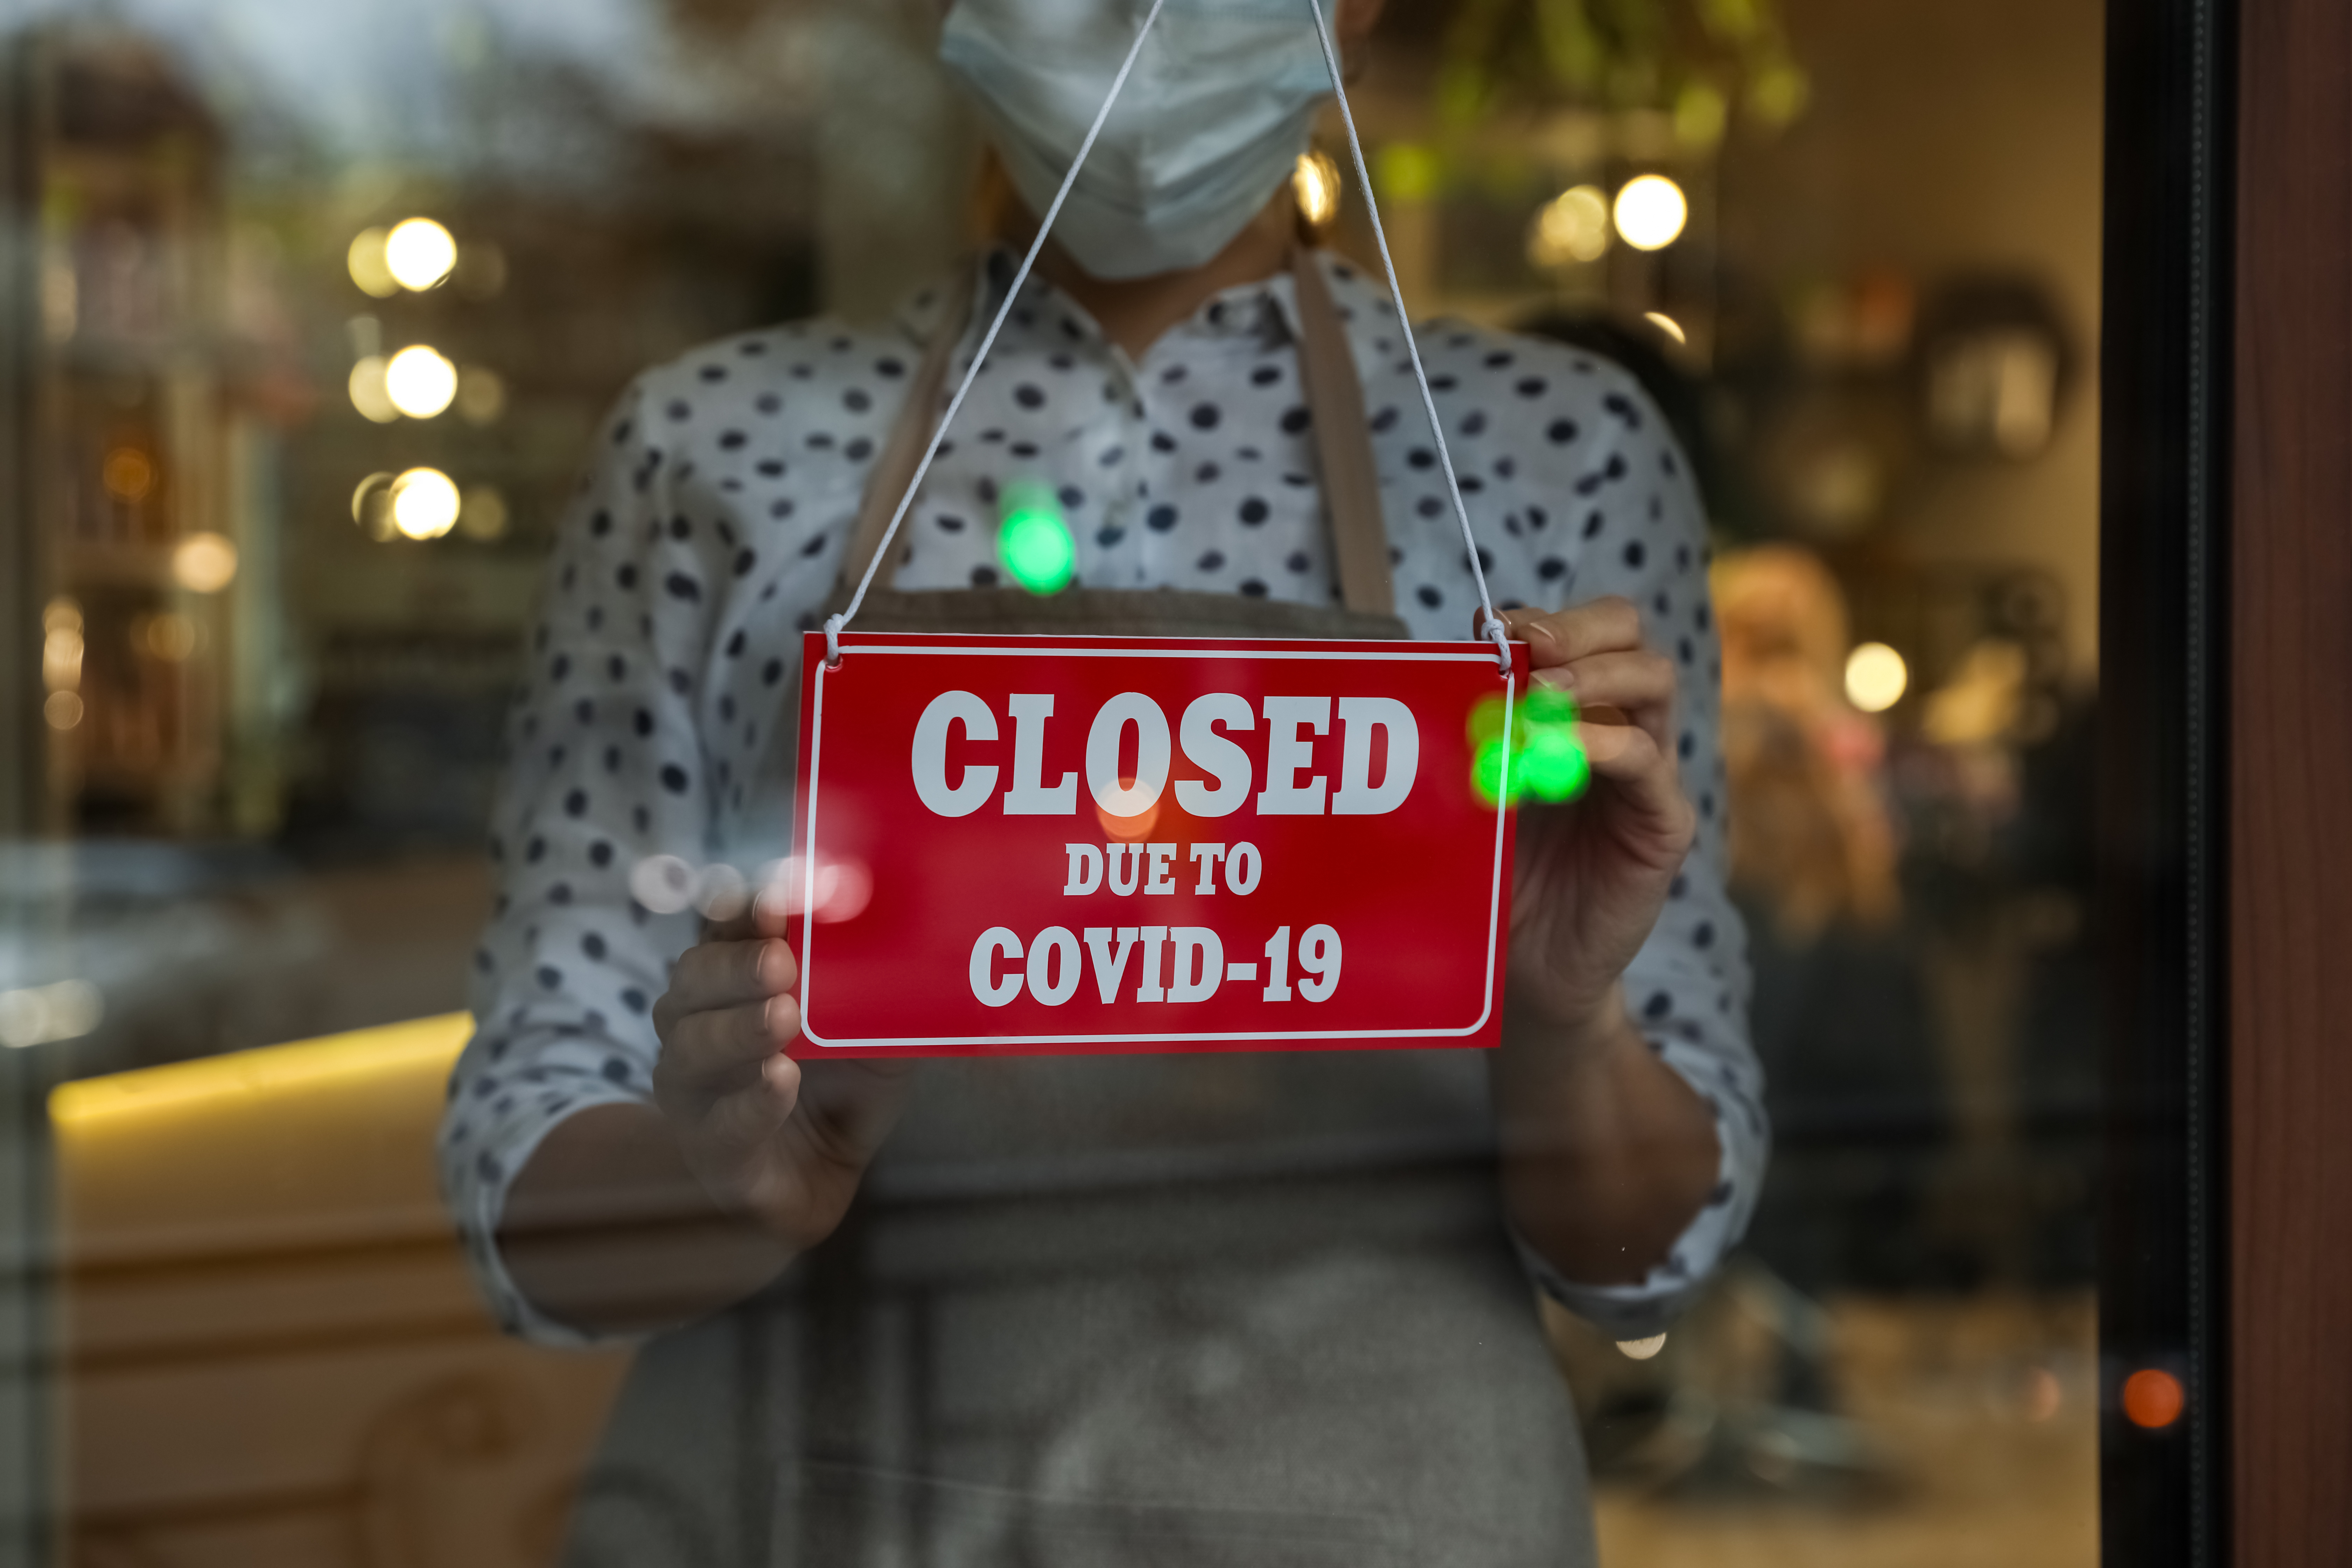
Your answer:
[436,373,725,1348]
[1440,344,1768,1340]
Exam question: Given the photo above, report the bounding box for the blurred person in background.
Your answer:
[436,1,1765,1562]
[1714,545,1942,1296]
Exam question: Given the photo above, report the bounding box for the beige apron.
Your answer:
[561,253,1597,1568]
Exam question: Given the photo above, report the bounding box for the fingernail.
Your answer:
[1533,666,1575,691]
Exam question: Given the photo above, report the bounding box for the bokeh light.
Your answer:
[1292,150,1342,229]
[384,217,457,290]
[0,979,104,1049]
[1376,141,1442,203]
[348,357,399,424]
[692,862,750,922]
[385,344,458,418]
[390,468,461,540]
[459,485,510,541]
[43,691,83,731]
[2122,1368,2184,1430]
[1617,1334,1668,1360]
[629,854,697,914]
[1644,310,1688,345]
[762,855,875,924]
[1095,784,1160,842]
[1470,684,1591,808]
[350,471,395,539]
[102,447,155,502]
[139,612,198,661]
[1528,185,1611,268]
[170,532,239,593]
[456,365,507,425]
[1614,174,1689,251]
[998,482,1075,595]
[42,600,82,693]
[346,228,398,298]
[1844,640,1909,712]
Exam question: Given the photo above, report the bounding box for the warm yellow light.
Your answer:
[1528,185,1611,268]
[384,217,457,291]
[1292,150,1342,229]
[348,356,399,424]
[350,470,396,539]
[1844,641,1909,712]
[42,691,83,731]
[102,447,155,503]
[459,485,510,541]
[50,1012,471,1128]
[390,467,461,540]
[42,625,82,691]
[1644,310,1687,345]
[346,227,398,299]
[1617,1333,1668,1360]
[140,612,198,661]
[1614,174,1689,251]
[456,365,507,426]
[384,344,458,419]
[171,531,239,593]
[43,597,82,636]
[0,979,103,1049]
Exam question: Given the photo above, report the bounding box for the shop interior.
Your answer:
[5,0,2105,1562]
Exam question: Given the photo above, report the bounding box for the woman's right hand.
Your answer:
[650,897,917,1252]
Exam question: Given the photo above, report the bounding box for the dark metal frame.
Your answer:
[2097,0,2233,1562]
[0,31,58,1568]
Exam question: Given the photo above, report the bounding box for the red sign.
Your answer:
[785,631,1526,1057]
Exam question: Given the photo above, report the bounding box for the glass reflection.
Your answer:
[3,0,2106,1563]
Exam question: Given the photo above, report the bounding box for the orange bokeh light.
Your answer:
[2122,1367,2185,1429]
[1094,779,1159,841]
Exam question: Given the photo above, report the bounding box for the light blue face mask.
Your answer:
[940,0,1342,281]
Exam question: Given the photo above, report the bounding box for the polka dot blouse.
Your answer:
[439,247,1765,1347]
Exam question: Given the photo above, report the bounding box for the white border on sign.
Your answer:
[797,643,1514,1049]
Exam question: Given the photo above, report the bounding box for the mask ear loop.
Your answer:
[1299,0,1513,679]
[824,0,1175,668]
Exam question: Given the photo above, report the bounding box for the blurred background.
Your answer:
[0,0,2107,1563]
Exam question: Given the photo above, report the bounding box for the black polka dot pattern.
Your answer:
[440,247,1758,1346]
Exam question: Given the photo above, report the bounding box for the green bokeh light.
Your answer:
[1469,683,1590,808]
[997,482,1074,595]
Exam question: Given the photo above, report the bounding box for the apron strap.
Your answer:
[838,270,976,596]
[836,250,1394,617]
[1288,247,1395,618]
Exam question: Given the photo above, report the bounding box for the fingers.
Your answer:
[1486,597,1644,668]
[661,992,803,1091]
[1533,649,1677,756]
[695,1052,804,1155]
[1574,720,1696,855]
[657,937,797,1030]
[751,887,797,941]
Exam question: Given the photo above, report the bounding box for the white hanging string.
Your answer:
[826,0,1512,678]
[825,0,1173,667]
[1298,0,1511,674]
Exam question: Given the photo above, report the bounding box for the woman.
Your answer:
[440,1,1763,1561]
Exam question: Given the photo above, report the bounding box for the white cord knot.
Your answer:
[822,613,847,669]
[1479,612,1513,676]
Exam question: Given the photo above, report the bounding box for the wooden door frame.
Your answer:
[2105,0,2352,1561]
[2227,0,2352,1561]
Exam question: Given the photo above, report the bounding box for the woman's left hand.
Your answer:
[1483,598,1696,1046]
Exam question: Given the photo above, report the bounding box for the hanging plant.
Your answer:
[1434,0,1809,146]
